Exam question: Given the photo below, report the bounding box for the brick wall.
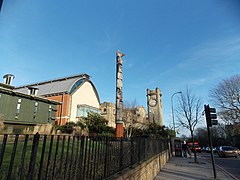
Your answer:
[47,94,71,125]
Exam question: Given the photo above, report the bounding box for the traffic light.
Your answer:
[204,105,218,127]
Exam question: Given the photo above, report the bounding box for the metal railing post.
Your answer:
[7,134,19,179]
[58,135,66,179]
[130,138,134,166]
[46,135,54,179]
[27,133,40,180]
[18,134,29,180]
[63,136,71,180]
[104,136,109,178]
[78,136,85,179]
[38,135,47,180]
[0,134,8,170]
[52,135,60,179]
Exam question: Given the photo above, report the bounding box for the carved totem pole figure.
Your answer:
[115,50,125,137]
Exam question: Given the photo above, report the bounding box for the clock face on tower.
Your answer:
[148,98,157,107]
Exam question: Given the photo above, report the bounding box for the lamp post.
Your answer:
[171,91,182,134]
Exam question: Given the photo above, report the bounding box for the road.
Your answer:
[199,152,240,179]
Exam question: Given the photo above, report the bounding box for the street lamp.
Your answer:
[171,91,182,134]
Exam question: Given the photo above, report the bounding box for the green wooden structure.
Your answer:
[0,83,59,126]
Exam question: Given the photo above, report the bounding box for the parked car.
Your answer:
[233,147,240,156]
[213,146,220,153]
[193,145,202,153]
[202,146,217,153]
[188,142,201,153]
[201,146,210,152]
[201,147,207,152]
[218,146,238,158]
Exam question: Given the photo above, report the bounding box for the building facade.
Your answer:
[100,102,116,128]
[15,73,100,125]
[0,74,59,133]
[147,88,164,126]
[100,102,147,129]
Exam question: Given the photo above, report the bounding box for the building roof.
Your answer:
[0,84,60,104]
[14,73,100,103]
[14,73,88,95]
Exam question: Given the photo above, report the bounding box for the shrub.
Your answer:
[58,122,76,134]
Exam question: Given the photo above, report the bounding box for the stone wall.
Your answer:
[33,123,53,134]
[107,150,170,180]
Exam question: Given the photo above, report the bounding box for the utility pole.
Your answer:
[115,50,125,138]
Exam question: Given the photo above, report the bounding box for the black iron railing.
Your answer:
[0,134,169,179]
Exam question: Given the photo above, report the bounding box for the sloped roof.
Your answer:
[0,84,60,105]
[14,73,91,96]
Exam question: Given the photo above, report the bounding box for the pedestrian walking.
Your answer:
[187,145,192,158]
[182,141,188,158]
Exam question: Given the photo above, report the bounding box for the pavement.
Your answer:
[154,156,237,180]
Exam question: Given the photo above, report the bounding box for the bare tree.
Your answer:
[176,87,203,163]
[122,100,146,138]
[123,100,137,138]
[209,74,240,125]
[210,75,240,144]
[194,125,226,147]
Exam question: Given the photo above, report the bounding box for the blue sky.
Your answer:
[1,0,240,136]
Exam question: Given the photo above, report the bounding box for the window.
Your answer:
[69,79,84,94]
[33,102,38,119]
[48,105,52,122]
[76,104,100,118]
[15,98,22,118]
[101,107,107,114]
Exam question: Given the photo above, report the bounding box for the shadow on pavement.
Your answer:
[154,157,235,180]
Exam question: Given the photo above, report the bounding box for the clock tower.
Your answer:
[147,88,164,126]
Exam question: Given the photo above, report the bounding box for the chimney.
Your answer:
[3,74,15,85]
[28,86,39,96]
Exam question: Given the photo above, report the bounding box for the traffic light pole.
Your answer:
[206,120,217,178]
[204,105,217,179]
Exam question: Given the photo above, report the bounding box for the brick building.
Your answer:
[15,73,100,125]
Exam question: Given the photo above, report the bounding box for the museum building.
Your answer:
[15,73,100,125]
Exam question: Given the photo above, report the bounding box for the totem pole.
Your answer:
[115,50,125,138]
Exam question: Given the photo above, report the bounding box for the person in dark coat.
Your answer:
[182,141,188,158]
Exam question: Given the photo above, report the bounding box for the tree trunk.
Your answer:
[191,130,197,163]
